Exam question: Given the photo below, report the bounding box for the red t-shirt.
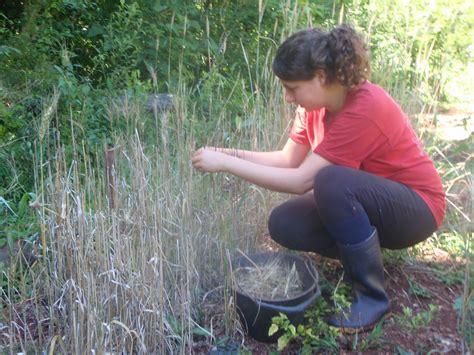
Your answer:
[289,82,445,227]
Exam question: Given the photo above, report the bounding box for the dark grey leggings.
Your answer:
[268,165,437,258]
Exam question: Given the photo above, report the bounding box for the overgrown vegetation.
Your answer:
[0,0,472,352]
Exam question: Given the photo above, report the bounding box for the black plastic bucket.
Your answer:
[232,252,320,343]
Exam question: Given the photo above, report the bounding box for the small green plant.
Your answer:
[351,319,385,352]
[408,279,432,298]
[268,297,339,352]
[437,267,465,287]
[0,192,39,296]
[0,193,38,248]
[331,277,352,312]
[166,315,212,341]
[454,291,473,347]
[268,312,298,351]
[395,344,413,355]
[397,304,438,330]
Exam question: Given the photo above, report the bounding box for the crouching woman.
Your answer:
[191,24,445,332]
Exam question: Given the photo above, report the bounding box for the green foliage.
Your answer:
[395,344,413,355]
[0,193,38,249]
[269,297,341,352]
[1,0,471,202]
[437,266,465,287]
[166,314,212,342]
[268,313,297,350]
[331,279,352,311]
[345,0,474,110]
[454,294,474,317]
[0,0,335,201]
[408,278,432,298]
[0,192,38,295]
[396,304,438,330]
[351,320,385,352]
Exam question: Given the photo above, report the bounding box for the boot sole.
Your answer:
[338,312,392,334]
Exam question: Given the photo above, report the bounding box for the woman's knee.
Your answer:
[313,165,350,206]
[268,194,315,239]
[269,204,339,254]
[267,204,292,244]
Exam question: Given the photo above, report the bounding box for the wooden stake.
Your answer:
[105,148,117,211]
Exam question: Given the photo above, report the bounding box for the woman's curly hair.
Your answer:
[272,24,370,88]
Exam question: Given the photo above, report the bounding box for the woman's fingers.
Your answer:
[191,152,202,168]
[191,148,209,170]
[191,148,225,173]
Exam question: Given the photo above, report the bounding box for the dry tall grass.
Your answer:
[28,86,288,353]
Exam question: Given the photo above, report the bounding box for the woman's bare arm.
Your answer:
[191,146,332,194]
[208,139,310,168]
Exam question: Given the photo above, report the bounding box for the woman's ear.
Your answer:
[314,70,327,85]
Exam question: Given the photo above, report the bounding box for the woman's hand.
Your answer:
[192,144,331,193]
[191,147,228,173]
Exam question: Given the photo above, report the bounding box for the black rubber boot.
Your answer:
[327,229,390,332]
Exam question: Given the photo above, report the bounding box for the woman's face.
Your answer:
[281,74,328,111]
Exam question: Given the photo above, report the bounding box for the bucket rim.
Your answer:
[231,251,319,303]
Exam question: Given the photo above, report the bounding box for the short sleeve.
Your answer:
[289,106,310,146]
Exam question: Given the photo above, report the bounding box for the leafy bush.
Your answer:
[0,0,337,200]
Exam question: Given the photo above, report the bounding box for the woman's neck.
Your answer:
[325,83,348,115]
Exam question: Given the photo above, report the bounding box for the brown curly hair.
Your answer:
[272,24,370,88]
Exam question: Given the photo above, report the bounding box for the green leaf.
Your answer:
[18,193,30,216]
[277,334,291,351]
[0,46,21,56]
[87,24,106,37]
[395,345,412,355]
[305,328,319,340]
[7,233,14,251]
[268,324,279,336]
[152,4,167,12]
[453,296,474,312]
[191,326,212,337]
[289,324,296,336]
[235,115,242,130]
[81,84,91,96]
[166,315,181,334]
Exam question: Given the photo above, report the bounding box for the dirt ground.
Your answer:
[195,234,469,354]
